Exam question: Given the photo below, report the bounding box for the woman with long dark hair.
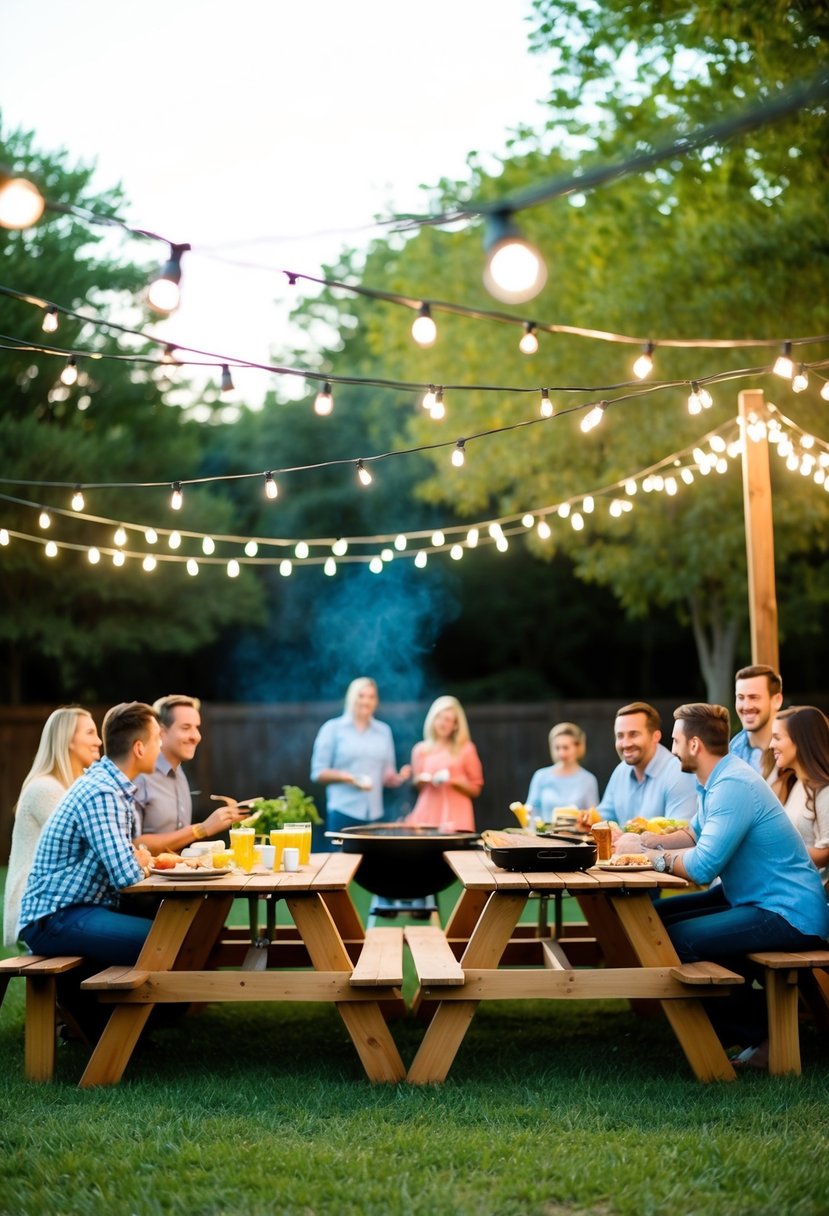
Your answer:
[769,705,829,885]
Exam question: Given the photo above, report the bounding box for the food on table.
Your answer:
[509,802,531,828]
[625,816,689,834]
[151,851,213,871]
[624,817,651,834]
[606,853,651,866]
[482,829,541,848]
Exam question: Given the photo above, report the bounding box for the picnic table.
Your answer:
[77,853,405,1087]
[406,849,742,1084]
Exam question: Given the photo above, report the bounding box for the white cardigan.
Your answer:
[3,775,66,947]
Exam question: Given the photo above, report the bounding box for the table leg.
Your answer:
[408,891,526,1084]
[286,894,405,1083]
[79,897,203,1088]
[609,893,736,1082]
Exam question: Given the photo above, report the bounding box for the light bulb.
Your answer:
[394,535,407,551]
[430,388,445,420]
[488,523,504,540]
[227,559,240,578]
[324,557,337,576]
[245,541,258,557]
[87,547,100,564]
[71,488,85,512]
[295,542,309,559]
[279,559,292,576]
[369,556,384,574]
[414,551,427,568]
[570,512,585,531]
[145,527,158,545]
[143,555,157,572]
[537,519,551,539]
[148,243,189,313]
[42,307,59,334]
[169,531,182,549]
[112,550,125,567]
[381,548,394,562]
[38,511,51,529]
[432,530,445,547]
[0,171,45,228]
[792,365,808,393]
[170,483,183,510]
[609,500,623,518]
[773,342,794,379]
[114,526,127,547]
[265,472,278,500]
[580,402,606,433]
[582,496,594,513]
[519,323,539,355]
[482,211,547,304]
[540,389,553,418]
[632,343,654,380]
[220,364,235,393]
[333,538,349,556]
[495,535,509,552]
[161,345,179,365]
[356,460,373,487]
[557,503,571,519]
[451,440,466,468]
[411,304,437,347]
[687,383,703,415]
[698,387,713,409]
[450,544,463,560]
[522,514,535,528]
[821,381,829,401]
[466,528,479,547]
[625,479,637,495]
[314,382,333,415]
[202,536,215,555]
[186,558,199,576]
[61,357,78,386]
[422,385,436,411]
[44,540,58,558]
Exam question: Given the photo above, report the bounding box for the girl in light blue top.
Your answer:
[526,722,599,819]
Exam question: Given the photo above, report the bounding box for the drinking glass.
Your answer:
[282,823,305,863]
[269,829,286,871]
[229,827,255,873]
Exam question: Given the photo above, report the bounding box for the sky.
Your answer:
[2,0,553,406]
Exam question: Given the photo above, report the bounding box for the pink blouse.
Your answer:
[405,740,483,831]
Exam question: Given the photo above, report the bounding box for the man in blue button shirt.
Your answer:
[593,701,697,829]
[729,664,783,773]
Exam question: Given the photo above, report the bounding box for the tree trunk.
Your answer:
[689,593,740,709]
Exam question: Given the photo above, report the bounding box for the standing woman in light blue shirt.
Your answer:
[310,677,412,834]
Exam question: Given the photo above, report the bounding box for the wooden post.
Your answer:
[738,389,779,670]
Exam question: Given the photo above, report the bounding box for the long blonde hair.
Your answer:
[422,696,470,753]
[16,706,93,808]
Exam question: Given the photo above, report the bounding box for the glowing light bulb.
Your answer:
[537,519,551,539]
[381,548,394,562]
[821,381,829,401]
[265,472,278,500]
[482,211,547,304]
[324,557,336,576]
[414,551,427,568]
[169,531,181,550]
[557,503,571,520]
[161,345,179,365]
[792,365,809,393]
[582,496,594,514]
[170,483,183,511]
[186,558,199,576]
[0,530,7,547]
[114,526,127,547]
[145,527,158,545]
[314,382,333,416]
[422,385,436,411]
[411,304,437,347]
[580,402,606,433]
[333,538,349,556]
[430,388,445,420]
[540,389,553,418]
[495,535,509,552]
[432,530,445,547]
[112,550,126,567]
[369,556,384,574]
[665,477,678,496]
[295,542,309,559]
[710,435,727,453]
[148,243,189,313]
[279,559,292,576]
[356,460,373,487]
[202,536,215,555]
[522,514,535,529]
[687,383,703,415]
[245,541,258,557]
[60,357,78,386]
[571,512,584,531]
[773,342,794,379]
[42,307,59,334]
[681,468,695,485]
[466,528,479,547]
[44,540,58,558]
[87,547,100,564]
[632,343,654,380]
[38,511,51,529]
[143,555,157,572]
[220,364,235,393]
[394,535,406,551]
[0,172,45,228]
[71,488,85,512]
[451,440,465,468]
[227,559,240,578]
[519,323,539,355]
[609,500,623,518]
[450,544,463,560]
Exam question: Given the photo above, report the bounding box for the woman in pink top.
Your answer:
[406,696,483,831]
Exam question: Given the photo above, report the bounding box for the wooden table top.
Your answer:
[443,848,689,892]
[125,851,363,894]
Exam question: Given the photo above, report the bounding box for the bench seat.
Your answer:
[0,954,87,1081]
[349,927,404,988]
[747,950,829,1075]
[405,925,465,988]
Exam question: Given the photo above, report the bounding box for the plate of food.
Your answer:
[150,866,230,880]
[595,854,653,871]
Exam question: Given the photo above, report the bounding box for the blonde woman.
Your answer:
[526,722,599,819]
[406,696,483,831]
[3,706,101,947]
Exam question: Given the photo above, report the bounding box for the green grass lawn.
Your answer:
[2,867,828,1216]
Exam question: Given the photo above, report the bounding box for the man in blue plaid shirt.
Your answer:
[19,701,162,966]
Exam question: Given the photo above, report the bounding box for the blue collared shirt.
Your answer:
[18,756,144,932]
[526,766,600,817]
[728,728,763,773]
[310,714,397,822]
[684,753,829,940]
[597,744,697,826]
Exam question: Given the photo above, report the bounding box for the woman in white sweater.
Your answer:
[3,706,101,947]
[769,705,829,888]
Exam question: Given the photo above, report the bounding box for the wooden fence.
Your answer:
[0,698,705,862]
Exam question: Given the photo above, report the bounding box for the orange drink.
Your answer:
[591,822,612,861]
[282,823,305,864]
[229,827,255,873]
[298,823,312,865]
[269,829,286,871]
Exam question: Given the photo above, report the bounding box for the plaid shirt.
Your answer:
[18,756,144,932]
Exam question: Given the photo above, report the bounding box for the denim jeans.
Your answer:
[21,903,153,966]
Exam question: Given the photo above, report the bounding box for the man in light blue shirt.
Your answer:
[728,664,783,773]
[595,701,696,828]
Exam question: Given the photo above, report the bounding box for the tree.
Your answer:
[0,120,263,702]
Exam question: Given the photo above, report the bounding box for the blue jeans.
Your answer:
[21,903,153,966]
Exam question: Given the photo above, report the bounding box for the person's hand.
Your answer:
[613,831,645,854]
[398,764,412,782]
[639,831,664,849]
[133,844,153,876]
[203,805,247,835]
[431,768,450,786]
[413,771,431,787]
[575,810,592,832]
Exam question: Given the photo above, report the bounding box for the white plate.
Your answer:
[595,860,653,872]
[150,867,230,881]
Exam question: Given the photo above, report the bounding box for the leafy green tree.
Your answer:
[0,120,263,702]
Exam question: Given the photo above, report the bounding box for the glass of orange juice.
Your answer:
[269,829,286,871]
[282,823,305,866]
[229,827,255,873]
[298,823,312,865]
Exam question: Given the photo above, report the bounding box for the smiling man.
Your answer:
[729,664,783,773]
[594,701,697,828]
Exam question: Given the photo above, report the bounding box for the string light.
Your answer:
[422,385,436,411]
[264,472,278,500]
[582,496,594,513]
[168,531,182,550]
[451,440,466,468]
[42,307,59,334]
[220,364,235,393]
[71,487,85,512]
[38,511,51,529]
[414,551,427,568]
[466,528,479,547]
[430,388,446,421]
[792,364,809,393]
[227,559,240,578]
[369,556,383,573]
[279,559,292,576]
[394,535,406,551]
[144,527,158,545]
[773,341,794,379]
[60,357,78,386]
[185,558,199,576]
[147,242,190,313]
[87,546,100,564]
[411,304,437,347]
[202,536,215,555]
[324,557,337,576]
[0,168,45,228]
[432,529,445,546]
[522,514,535,528]
[519,323,539,355]
[170,483,183,511]
[450,544,464,560]
[688,382,713,414]
[143,555,157,572]
[356,460,373,487]
[44,540,58,558]
[537,519,552,539]
[295,541,309,559]
[540,388,553,418]
[245,541,258,556]
[570,512,585,531]
[114,525,127,547]
[314,382,333,416]
[632,342,654,380]
[580,401,607,433]
[821,381,829,402]
[381,548,394,562]
[482,210,547,304]
[557,503,571,519]
[332,538,349,556]
[112,550,126,567]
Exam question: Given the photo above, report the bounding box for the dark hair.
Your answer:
[735,664,782,698]
[152,694,201,728]
[103,702,159,760]
[774,706,829,815]
[674,703,730,755]
[616,702,661,733]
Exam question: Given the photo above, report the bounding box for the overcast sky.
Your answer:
[3,0,553,405]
